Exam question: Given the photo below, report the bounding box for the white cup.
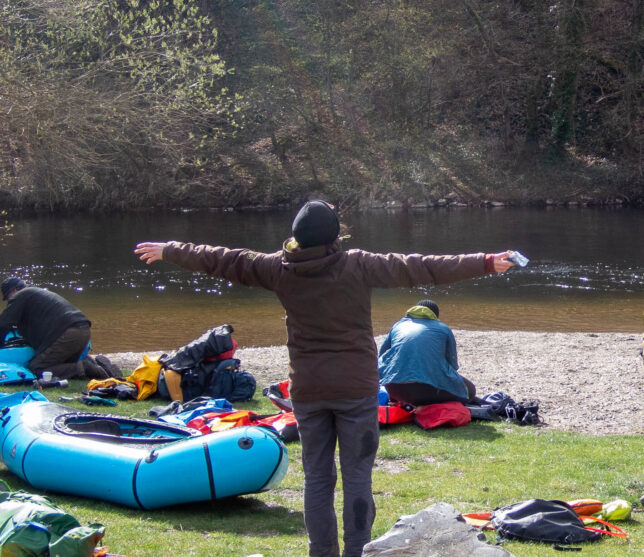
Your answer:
[41,371,53,382]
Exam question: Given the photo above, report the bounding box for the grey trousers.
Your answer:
[29,324,90,379]
[292,396,380,557]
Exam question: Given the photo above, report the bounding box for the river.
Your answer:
[0,207,641,352]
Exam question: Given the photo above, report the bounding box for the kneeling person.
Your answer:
[0,277,108,379]
[378,300,475,407]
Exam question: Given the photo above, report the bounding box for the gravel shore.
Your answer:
[106,330,644,436]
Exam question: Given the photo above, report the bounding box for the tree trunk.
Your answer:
[625,0,643,169]
[549,0,585,158]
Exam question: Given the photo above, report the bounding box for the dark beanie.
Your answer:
[2,277,26,301]
[292,200,340,248]
[416,299,439,318]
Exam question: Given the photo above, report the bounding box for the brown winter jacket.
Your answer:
[163,239,488,402]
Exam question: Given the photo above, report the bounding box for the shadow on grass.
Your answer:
[426,421,504,441]
[0,472,305,537]
[143,496,305,535]
[381,421,504,441]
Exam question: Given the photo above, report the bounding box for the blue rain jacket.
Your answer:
[377,309,467,399]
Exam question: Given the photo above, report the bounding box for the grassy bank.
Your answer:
[0,380,642,556]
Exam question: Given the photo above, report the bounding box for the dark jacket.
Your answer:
[0,287,90,354]
[163,239,488,402]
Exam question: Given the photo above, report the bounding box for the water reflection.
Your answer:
[0,208,641,352]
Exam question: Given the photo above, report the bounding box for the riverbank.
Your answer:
[4,195,643,214]
[106,330,644,436]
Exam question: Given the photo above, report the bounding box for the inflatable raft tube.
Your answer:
[0,335,35,367]
[0,338,36,385]
[0,362,36,385]
[0,392,288,509]
[0,346,34,366]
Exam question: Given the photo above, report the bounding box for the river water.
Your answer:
[0,208,641,352]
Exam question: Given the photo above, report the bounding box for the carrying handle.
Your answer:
[578,516,628,538]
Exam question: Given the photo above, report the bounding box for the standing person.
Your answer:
[378,299,476,408]
[134,200,515,557]
[0,277,109,379]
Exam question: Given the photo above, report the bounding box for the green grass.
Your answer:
[1,380,642,556]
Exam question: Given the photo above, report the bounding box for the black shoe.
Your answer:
[149,400,183,418]
[95,355,123,378]
[82,357,110,379]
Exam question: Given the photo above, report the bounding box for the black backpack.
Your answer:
[179,358,256,402]
[158,324,256,402]
[491,499,624,545]
[468,392,541,425]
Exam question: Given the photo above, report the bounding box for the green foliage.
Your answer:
[0,0,640,210]
[0,0,241,209]
[0,212,13,245]
[548,0,587,155]
[212,0,640,207]
[2,0,233,124]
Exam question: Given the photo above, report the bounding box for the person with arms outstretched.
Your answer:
[135,200,515,557]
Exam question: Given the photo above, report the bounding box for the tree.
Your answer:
[548,0,587,157]
[0,0,240,209]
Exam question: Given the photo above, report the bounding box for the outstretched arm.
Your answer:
[362,249,516,289]
[134,242,168,264]
[134,240,282,290]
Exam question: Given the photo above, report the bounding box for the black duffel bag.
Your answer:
[160,324,234,373]
[491,499,625,545]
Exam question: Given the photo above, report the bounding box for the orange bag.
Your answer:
[567,499,603,516]
[462,512,494,530]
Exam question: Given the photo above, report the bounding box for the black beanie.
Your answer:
[292,200,340,248]
[416,299,439,318]
[1,277,26,301]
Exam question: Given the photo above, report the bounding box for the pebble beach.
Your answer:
[106,330,644,436]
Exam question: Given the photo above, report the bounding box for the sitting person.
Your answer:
[378,299,475,407]
[0,276,111,379]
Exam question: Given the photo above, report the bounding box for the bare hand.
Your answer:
[134,242,168,264]
[491,251,515,273]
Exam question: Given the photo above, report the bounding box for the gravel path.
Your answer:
[105,330,644,436]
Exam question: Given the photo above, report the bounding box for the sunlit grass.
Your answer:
[0,381,641,556]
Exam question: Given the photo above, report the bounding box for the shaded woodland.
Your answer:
[1,0,642,211]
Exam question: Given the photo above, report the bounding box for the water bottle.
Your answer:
[508,251,530,267]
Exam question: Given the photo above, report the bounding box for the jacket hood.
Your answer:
[405,305,439,320]
[282,238,343,275]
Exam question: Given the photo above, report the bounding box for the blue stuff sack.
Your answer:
[378,386,389,406]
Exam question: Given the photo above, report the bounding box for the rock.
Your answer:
[362,502,512,556]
